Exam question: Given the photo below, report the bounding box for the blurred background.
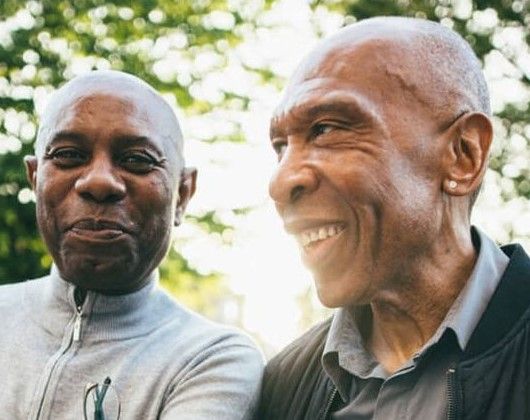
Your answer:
[1,0,529,358]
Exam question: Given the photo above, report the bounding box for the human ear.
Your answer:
[441,112,493,196]
[174,167,197,226]
[24,155,38,190]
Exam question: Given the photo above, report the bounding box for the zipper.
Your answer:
[321,386,338,420]
[73,304,83,341]
[73,287,87,342]
[33,287,87,419]
[446,367,461,420]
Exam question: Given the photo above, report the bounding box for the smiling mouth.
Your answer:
[296,223,345,247]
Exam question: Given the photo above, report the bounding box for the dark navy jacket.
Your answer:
[258,244,530,420]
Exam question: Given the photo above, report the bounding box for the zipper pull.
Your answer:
[73,308,82,342]
[73,287,87,342]
[446,367,460,420]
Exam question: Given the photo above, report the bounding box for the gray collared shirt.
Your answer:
[322,227,510,419]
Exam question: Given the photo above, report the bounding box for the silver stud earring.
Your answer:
[448,180,457,189]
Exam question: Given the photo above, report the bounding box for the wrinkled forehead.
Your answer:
[272,35,423,123]
[37,83,183,159]
[55,91,146,127]
[275,19,472,141]
[47,84,161,127]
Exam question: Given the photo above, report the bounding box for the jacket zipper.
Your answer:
[321,386,338,420]
[73,303,83,341]
[73,286,86,342]
[446,367,461,420]
[33,287,86,419]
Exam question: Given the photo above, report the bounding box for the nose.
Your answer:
[75,157,126,203]
[268,144,319,205]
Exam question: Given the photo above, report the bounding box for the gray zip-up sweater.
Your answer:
[0,267,264,419]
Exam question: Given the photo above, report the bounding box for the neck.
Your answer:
[365,224,477,374]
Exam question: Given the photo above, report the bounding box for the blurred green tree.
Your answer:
[1,0,529,312]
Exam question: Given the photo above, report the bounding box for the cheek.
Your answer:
[378,164,443,255]
[323,150,391,202]
[134,177,176,228]
[34,185,63,249]
[388,162,440,222]
[35,171,71,221]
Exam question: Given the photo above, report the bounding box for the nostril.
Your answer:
[75,172,126,203]
[290,185,305,202]
[269,161,318,204]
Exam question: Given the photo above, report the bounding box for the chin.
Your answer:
[58,255,143,293]
[315,282,349,308]
[314,273,371,309]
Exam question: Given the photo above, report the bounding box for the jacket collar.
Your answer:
[464,244,530,358]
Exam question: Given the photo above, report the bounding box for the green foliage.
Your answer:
[187,210,232,235]
[1,0,529,300]
[159,248,227,319]
[0,0,251,299]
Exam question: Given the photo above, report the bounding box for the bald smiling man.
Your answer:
[259,17,530,420]
[0,71,263,419]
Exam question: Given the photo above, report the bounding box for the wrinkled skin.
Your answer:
[271,37,459,308]
[269,18,492,371]
[26,86,196,294]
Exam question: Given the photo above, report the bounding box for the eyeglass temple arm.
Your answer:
[94,377,112,420]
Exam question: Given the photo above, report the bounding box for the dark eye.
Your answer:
[119,152,157,173]
[271,141,287,160]
[47,148,87,167]
[311,123,335,138]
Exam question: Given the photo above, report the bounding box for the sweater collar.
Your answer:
[48,264,158,311]
[28,266,179,343]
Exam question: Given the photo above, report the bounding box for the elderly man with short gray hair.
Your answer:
[0,70,263,420]
[259,17,530,420]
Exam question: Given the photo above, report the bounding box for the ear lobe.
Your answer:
[174,167,197,226]
[442,112,492,197]
[24,155,38,190]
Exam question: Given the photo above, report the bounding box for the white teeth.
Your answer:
[297,224,344,247]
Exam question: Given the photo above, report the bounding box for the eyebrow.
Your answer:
[270,92,380,139]
[112,135,156,148]
[46,131,162,154]
[47,130,89,147]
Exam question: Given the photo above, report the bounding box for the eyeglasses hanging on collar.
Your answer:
[84,377,121,420]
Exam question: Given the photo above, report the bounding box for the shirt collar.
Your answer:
[322,226,509,400]
[440,227,509,350]
[322,306,379,401]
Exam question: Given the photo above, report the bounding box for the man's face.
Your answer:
[269,39,448,308]
[27,92,193,293]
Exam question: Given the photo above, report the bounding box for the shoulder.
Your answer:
[0,277,45,311]
[178,315,264,372]
[500,243,530,278]
[457,267,530,420]
[265,316,332,378]
[258,317,333,420]
[263,317,331,394]
[158,287,263,359]
[464,243,530,358]
[152,288,264,381]
[156,295,264,420]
